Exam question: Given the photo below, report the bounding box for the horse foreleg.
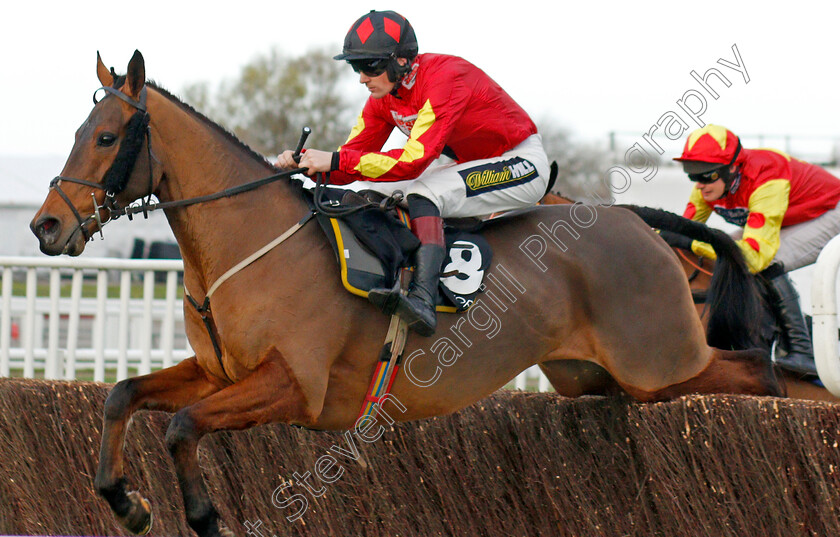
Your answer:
[95,357,224,535]
[165,351,317,537]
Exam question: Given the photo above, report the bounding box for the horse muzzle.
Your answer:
[30,213,87,256]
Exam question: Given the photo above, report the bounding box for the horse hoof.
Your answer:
[117,491,153,535]
[217,524,235,537]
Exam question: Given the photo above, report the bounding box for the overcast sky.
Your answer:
[3,0,840,161]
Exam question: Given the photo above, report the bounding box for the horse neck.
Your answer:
[146,90,309,289]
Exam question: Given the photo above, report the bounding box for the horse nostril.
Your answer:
[34,216,61,242]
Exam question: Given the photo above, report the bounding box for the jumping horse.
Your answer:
[30,51,781,537]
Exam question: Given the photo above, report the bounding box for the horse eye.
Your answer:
[97,133,118,147]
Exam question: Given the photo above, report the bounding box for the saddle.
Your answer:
[306,187,493,313]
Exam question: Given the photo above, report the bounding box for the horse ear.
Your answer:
[124,50,146,99]
[97,51,114,87]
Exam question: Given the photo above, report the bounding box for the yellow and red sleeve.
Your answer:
[687,180,790,273]
[683,188,713,223]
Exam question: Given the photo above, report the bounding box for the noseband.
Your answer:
[49,84,155,242]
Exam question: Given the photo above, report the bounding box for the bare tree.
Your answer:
[536,119,614,203]
[182,47,358,156]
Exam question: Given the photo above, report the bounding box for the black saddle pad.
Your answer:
[307,187,492,312]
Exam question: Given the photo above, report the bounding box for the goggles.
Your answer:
[348,58,391,77]
[688,168,727,184]
[686,139,742,184]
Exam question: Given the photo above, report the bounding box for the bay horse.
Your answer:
[539,192,763,352]
[30,51,780,537]
[669,238,840,402]
[540,193,839,402]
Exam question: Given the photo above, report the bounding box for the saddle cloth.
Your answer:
[307,187,493,313]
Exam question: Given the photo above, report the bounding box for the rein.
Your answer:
[119,167,305,216]
[311,172,404,216]
[48,84,316,242]
[50,82,400,238]
[677,248,713,281]
[51,83,404,367]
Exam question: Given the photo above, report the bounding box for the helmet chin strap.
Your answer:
[720,139,743,196]
[387,56,414,89]
[722,166,742,196]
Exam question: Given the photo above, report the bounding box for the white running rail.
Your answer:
[0,256,191,382]
[0,255,551,390]
[811,235,840,396]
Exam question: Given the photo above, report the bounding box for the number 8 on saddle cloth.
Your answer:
[309,187,492,313]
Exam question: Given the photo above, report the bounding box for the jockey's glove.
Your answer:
[657,229,694,251]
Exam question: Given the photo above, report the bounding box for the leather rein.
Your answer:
[49,83,404,367]
[49,82,398,243]
[676,247,714,282]
[48,84,306,244]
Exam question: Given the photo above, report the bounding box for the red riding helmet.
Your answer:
[674,124,742,174]
[334,10,418,82]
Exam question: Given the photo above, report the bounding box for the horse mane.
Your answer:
[146,81,280,173]
[137,81,307,199]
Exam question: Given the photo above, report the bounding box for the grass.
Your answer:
[10,280,183,300]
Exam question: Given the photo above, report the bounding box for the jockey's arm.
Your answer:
[273,105,393,177]
[683,187,713,224]
[689,180,790,274]
[330,72,469,185]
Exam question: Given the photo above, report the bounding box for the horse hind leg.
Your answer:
[94,357,224,535]
[626,348,783,401]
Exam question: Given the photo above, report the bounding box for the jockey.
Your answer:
[674,124,840,377]
[276,9,550,336]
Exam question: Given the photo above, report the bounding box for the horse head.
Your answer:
[31,50,162,256]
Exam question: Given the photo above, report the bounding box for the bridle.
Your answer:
[48,84,155,242]
[46,81,407,366]
[48,80,405,252]
[46,83,311,244]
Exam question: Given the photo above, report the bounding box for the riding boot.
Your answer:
[368,215,445,336]
[769,273,818,377]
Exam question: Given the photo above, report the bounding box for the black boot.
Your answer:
[770,273,818,377]
[369,244,446,336]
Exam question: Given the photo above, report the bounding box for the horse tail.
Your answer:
[621,205,762,351]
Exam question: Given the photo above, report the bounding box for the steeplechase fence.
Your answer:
[1,381,838,536]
